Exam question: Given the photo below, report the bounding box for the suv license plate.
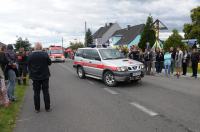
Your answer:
[132,71,141,76]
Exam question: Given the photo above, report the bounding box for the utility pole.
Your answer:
[62,37,64,53]
[85,21,87,36]
[85,21,87,47]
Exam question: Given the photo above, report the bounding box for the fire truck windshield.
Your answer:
[50,50,63,54]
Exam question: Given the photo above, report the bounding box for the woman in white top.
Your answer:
[175,47,183,78]
[182,50,189,76]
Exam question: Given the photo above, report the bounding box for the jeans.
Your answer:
[165,64,171,77]
[7,69,16,100]
[145,61,152,75]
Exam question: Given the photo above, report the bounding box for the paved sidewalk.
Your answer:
[153,71,200,80]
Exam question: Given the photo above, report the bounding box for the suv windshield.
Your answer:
[99,49,125,60]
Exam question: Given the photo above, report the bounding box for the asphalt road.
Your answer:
[14,60,200,132]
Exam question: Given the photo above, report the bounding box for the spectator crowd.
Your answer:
[127,45,200,78]
[0,45,29,107]
[0,43,52,113]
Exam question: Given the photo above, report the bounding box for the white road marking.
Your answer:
[130,102,158,117]
[104,88,119,95]
[87,80,95,85]
[17,117,33,122]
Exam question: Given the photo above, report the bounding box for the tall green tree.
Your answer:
[84,28,93,47]
[183,6,200,44]
[138,15,156,50]
[164,29,185,51]
[15,37,31,51]
[69,41,84,50]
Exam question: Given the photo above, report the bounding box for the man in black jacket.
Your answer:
[17,47,28,85]
[155,48,164,73]
[28,42,52,113]
[144,48,153,75]
[191,48,199,78]
[128,46,140,61]
[170,47,176,74]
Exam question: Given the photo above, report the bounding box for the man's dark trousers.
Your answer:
[182,62,187,75]
[33,79,50,111]
[192,62,198,77]
[18,64,27,85]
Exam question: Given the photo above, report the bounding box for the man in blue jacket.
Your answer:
[28,42,52,113]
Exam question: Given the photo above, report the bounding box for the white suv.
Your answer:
[73,48,144,87]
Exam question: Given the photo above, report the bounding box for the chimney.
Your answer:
[105,23,108,27]
[127,25,131,30]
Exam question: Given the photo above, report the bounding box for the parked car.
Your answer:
[73,48,144,87]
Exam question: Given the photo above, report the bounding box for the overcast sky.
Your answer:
[0,0,199,47]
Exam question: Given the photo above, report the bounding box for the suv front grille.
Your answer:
[128,66,141,71]
[132,66,137,70]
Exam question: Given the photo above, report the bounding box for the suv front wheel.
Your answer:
[103,71,117,87]
[77,66,85,79]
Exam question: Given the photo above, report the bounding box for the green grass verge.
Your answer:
[187,67,200,73]
[0,84,28,132]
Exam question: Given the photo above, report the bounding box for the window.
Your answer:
[76,49,84,57]
[83,49,100,60]
[90,49,100,60]
[50,50,63,54]
[99,49,125,60]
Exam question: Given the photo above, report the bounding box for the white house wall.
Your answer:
[95,38,102,46]
[101,23,121,45]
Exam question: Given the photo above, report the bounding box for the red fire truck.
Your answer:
[48,45,65,62]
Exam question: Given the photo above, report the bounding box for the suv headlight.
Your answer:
[140,64,144,69]
[117,66,128,72]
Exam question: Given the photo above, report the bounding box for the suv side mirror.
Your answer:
[95,57,101,61]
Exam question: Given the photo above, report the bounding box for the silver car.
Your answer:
[73,48,144,87]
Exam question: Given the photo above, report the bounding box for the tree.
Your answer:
[69,41,84,50]
[138,15,156,51]
[84,28,93,47]
[15,37,31,51]
[183,6,200,44]
[164,29,185,51]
